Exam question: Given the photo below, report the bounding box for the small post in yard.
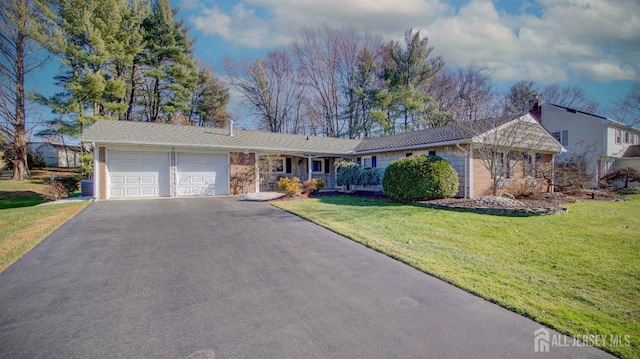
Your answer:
[50,172,55,182]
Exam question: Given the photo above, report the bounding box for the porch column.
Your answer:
[308,155,313,181]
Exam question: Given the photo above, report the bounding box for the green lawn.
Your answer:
[0,176,89,273]
[273,195,640,359]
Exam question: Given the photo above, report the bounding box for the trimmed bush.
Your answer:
[382,155,459,202]
[335,160,382,188]
[277,177,301,196]
[45,176,79,194]
[301,178,326,194]
[42,181,69,201]
[600,167,640,188]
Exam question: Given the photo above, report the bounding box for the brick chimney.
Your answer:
[529,96,542,122]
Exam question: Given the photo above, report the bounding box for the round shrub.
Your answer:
[382,155,459,201]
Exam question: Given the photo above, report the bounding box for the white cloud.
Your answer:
[423,0,640,83]
[188,0,640,84]
[191,6,233,39]
[570,62,637,82]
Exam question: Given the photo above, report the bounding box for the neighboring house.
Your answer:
[80,115,562,200]
[30,142,84,168]
[618,145,640,171]
[538,103,640,186]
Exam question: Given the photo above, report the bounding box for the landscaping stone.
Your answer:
[413,201,568,217]
[243,192,285,201]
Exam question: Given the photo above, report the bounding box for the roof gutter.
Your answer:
[352,139,470,155]
[82,139,356,157]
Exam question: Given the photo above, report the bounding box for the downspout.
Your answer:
[456,143,470,199]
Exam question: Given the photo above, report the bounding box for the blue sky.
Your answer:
[29,0,640,130]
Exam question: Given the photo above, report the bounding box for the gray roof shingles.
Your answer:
[623,145,640,158]
[81,116,559,156]
[354,123,470,153]
[81,120,361,156]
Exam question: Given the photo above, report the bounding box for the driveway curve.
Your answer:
[0,198,612,358]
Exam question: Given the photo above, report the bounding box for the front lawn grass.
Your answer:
[272,195,640,359]
[0,175,89,273]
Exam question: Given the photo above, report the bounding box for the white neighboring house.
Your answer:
[30,142,84,168]
[539,103,640,186]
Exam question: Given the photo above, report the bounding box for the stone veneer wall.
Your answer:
[230,152,256,195]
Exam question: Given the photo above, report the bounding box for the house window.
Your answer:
[624,131,631,144]
[273,158,285,173]
[524,153,534,177]
[552,130,569,146]
[312,160,323,172]
[361,156,377,169]
[428,150,436,156]
[405,152,412,157]
[493,152,504,179]
[271,157,290,173]
[524,153,543,178]
[615,129,622,144]
[492,152,513,179]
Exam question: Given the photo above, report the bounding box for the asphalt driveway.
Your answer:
[0,198,612,358]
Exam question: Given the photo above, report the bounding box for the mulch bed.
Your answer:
[273,189,629,211]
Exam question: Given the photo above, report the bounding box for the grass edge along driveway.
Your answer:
[272,195,639,359]
[0,202,89,273]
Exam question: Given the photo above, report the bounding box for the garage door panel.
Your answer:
[177,153,228,196]
[111,188,125,197]
[108,151,169,198]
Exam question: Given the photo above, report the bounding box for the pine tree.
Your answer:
[382,29,444,131]
[139,0,196,122]
[189,65,229,128]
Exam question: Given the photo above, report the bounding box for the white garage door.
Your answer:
[109,151,170,198]
[177,153,228,196]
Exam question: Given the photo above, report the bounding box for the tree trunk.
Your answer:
[126,63,137,121]
[12,28,27,180]
[152,77,161,122]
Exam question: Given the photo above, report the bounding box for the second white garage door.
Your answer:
[177,153,229,196]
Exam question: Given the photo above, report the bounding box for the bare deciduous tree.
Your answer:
[540,84,599,113]
[426,66,494,125]
[540,140,599,192]
[0,0,51,179]
[292,24,382,137]
[610,81,640,128]
[224,50,304,133]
